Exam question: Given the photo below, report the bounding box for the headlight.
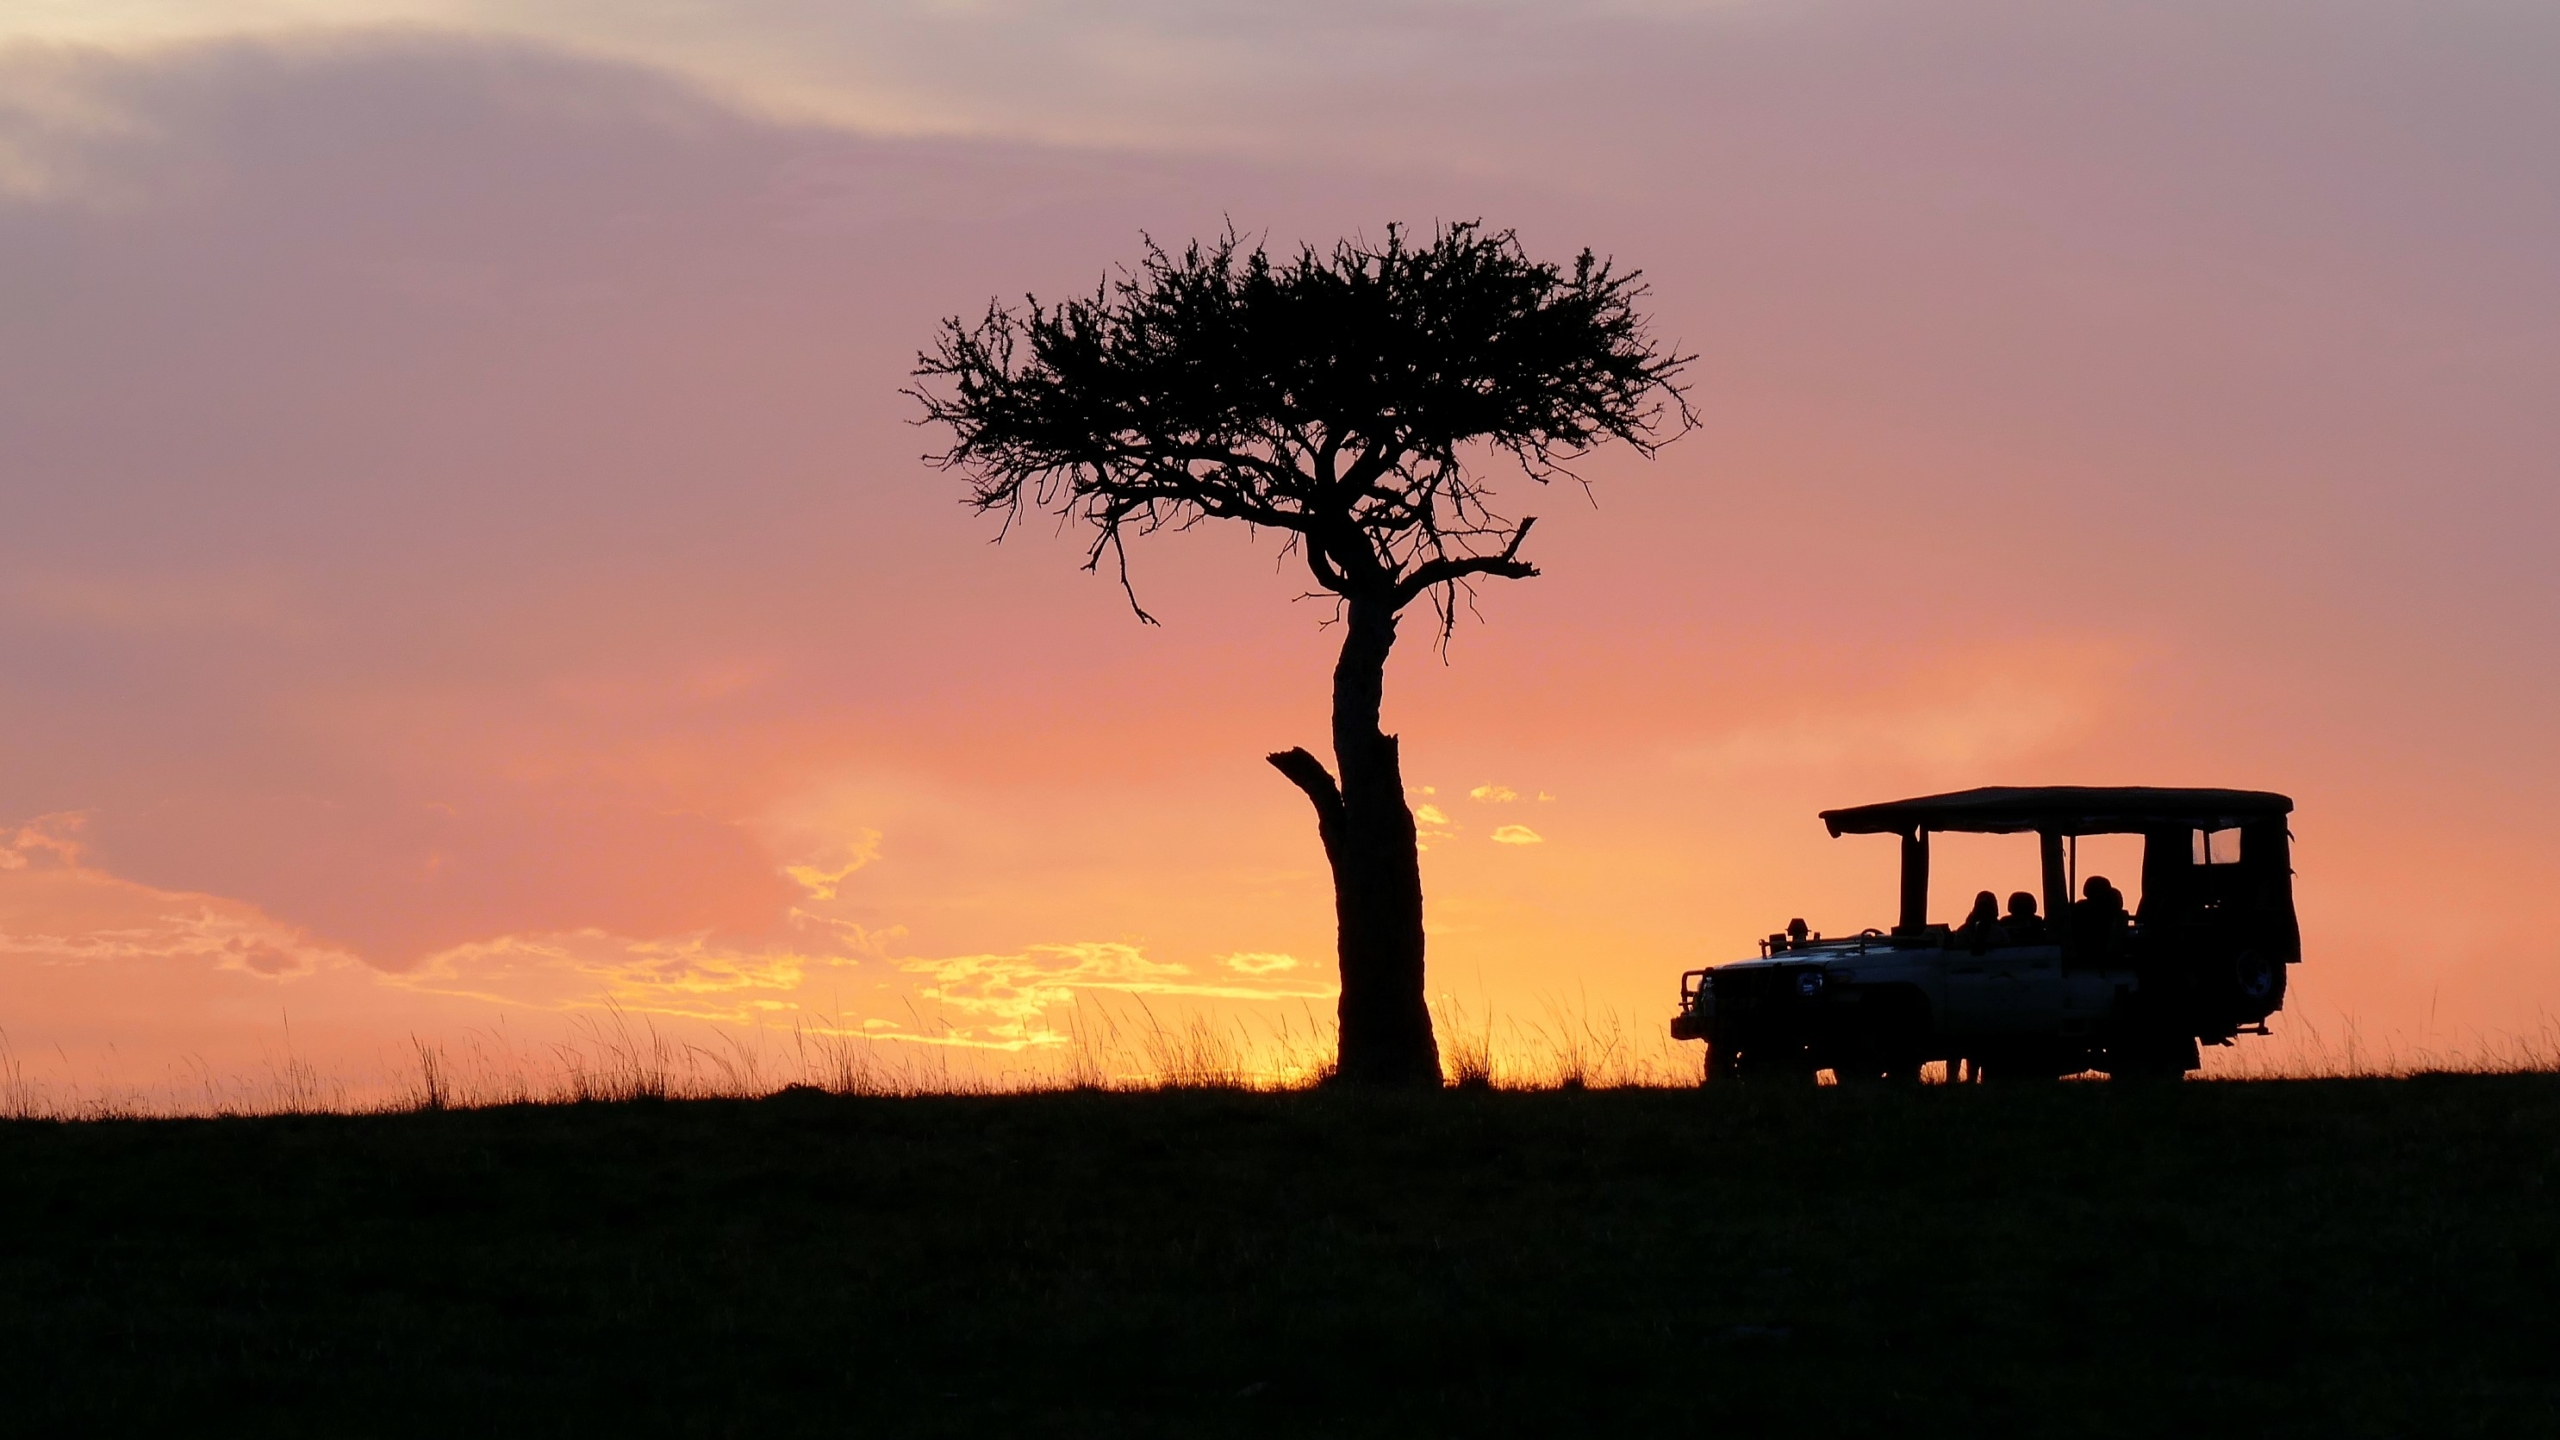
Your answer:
[1795,970,1824,997]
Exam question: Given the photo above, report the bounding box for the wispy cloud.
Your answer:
[907,941,1334,1047]
[781,828,882,902]
[386,930,820,1020]
[0,813,357,977]
[381,924,1334,1047]
[1413,802,1458,850]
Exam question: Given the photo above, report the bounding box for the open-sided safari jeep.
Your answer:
[1670,787,2298,1081]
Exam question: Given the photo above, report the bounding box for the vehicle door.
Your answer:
[1939,941,2064,1036]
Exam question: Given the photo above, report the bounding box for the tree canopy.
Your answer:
[912,222,1692,633]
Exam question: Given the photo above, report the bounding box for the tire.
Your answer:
[2232,950,2285,1012]
[1733,1048,1819,1085]
[1703,1043,1741,1086]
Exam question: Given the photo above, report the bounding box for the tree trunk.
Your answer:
[1268,598,1440,1086]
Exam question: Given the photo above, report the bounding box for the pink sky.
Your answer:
[3,4,2556,1100]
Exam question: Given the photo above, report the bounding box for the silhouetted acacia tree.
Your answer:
[913,223,1691,1086]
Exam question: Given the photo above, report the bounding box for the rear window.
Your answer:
[2192,828,2243,865]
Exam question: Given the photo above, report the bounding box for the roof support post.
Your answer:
[2040,830,2069,927]
[1898,830,1930,933]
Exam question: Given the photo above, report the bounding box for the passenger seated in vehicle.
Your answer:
[2003,891,2047,942]
[1956,890,2008,952]
[2071,876,2129,957]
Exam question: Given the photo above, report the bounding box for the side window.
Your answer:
[2191,828,2243,865]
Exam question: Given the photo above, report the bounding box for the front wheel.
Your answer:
[1703,1043,1741,1085]
[1739,1051,1820,1085]
[1710,1045,1818,1085]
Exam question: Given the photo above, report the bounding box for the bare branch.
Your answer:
[1266,748,1346,865]
[1393,516,1541,610]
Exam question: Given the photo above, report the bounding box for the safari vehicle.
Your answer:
[1670,787,2298,1081]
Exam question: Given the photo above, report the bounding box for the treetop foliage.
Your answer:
[913,222,1692,632]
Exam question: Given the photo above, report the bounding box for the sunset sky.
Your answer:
[4,1,2555,1097]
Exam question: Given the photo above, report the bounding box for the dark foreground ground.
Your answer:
[5,1077,2557,1438]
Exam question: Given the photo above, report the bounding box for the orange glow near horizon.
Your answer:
[4,8,2559,1107]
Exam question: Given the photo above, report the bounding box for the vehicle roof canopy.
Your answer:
[1819,786,2293,838]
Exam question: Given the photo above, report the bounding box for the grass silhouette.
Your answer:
[4,1071,2558,1435]
[3,998,2556,1119]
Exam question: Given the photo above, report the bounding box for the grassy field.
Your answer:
[4,1075,2556,1437]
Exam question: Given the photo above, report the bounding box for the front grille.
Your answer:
[1709,965,1820,1008]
